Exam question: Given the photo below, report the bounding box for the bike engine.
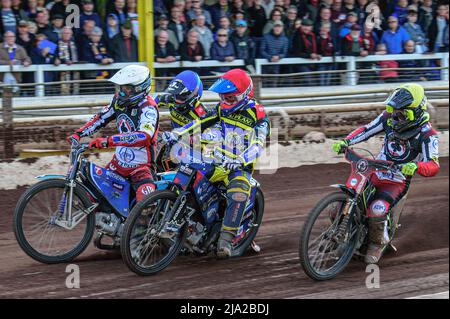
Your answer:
[186,222,206,247]
[95,212,123,237]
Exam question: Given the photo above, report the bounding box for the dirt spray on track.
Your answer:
[0,159,447,299]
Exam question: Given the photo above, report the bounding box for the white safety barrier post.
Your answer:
[35,65,45,97]
[346,56,357,86]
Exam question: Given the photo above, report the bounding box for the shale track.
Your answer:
[0,159,448,299]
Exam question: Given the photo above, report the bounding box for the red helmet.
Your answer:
[209,69,253,115]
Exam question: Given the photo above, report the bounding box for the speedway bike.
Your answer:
[12,142,170,264]
[120,141,265,276]
[298,146,408,280]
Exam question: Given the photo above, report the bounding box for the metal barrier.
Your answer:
[0,60,245,97]
[255,53,450,85]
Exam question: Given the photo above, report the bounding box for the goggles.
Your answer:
[220,93,239,105]
[385,105,415,121]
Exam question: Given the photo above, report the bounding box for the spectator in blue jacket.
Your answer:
[80,26,113,64]
[380,15,410,54]
[391,0,409,25]
[260,20,288,86]
[210,28,236,72]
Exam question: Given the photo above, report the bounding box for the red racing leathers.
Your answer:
[75,94,159,201]
[345,111,439,219]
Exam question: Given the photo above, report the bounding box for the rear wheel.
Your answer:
[121,190,187,276]
[299,192,360,281]
[13,179,95,264]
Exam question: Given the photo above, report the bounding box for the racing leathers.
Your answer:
[75,94,159,201]
[172,99,270,234]
[344,111,439,254]
[156,96,209,129]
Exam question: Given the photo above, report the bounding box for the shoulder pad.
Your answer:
[194,103,207,118]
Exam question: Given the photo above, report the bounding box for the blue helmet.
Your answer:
[165,70,203,112]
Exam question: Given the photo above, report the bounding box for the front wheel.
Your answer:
[13,179,95,264]
[299,191,360,281]
[120,190,187,276]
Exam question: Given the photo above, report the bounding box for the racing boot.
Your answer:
[216,230,235,259]
[365,218,390,264]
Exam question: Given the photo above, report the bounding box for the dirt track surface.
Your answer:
[0,159,448,299]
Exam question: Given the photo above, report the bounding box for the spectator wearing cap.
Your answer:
[168,4,188,46]
[263,8,283,34]
[187,0,213,28]
[191,14,214,58]
[208,0,231,31]
[48,13,64,42]
[1,0,18,36]
[80,0,102,29]
[316,23,335,86]
[340,24,368,56]
[418,0,433,34]
[210,27,236,72]
[16,19,34,55]
[403,8,427,53]
[110,19,138,62]
[155,14,179,51]
[0,30,31,85]
[179,29,205,63]
[231,19,256,65]
[427,4,449,53]
[260,20,288,85]
[380,15,410,54]
[105,13,120,43]
[338,11,358,39]
[391,0,409,25]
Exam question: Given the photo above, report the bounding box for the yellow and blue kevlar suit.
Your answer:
[173,99,270,233]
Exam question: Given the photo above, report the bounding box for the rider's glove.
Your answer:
[88,137,109,149]
[161,131,179,145]
[222,157,244,171]
[67,132,80,145]
[157,93,175,105]
[401,162,418,176]
[332,140,349,154]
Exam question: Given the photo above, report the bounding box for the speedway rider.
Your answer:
[67,65,159,202]
[164,68,271,258]
[332,83,439,264]
[156,70,208,129]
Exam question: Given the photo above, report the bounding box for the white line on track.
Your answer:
[407,291,449,299]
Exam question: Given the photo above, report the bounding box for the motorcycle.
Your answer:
[120,141,265,276]
[12,142,170,264]
[298,146,408,281]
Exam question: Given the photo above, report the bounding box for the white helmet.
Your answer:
[109,65,152,107]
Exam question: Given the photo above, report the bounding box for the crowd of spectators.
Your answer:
[0,0,449,90]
